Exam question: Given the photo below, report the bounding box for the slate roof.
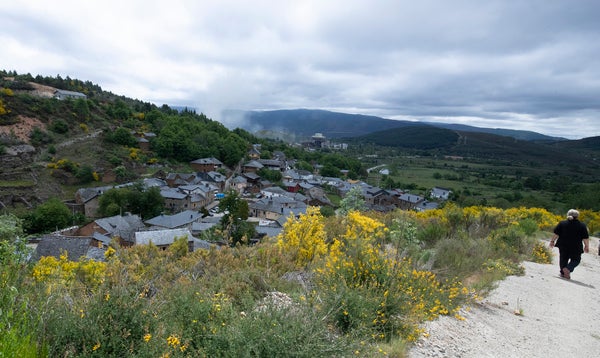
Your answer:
[231,175,247,184]
[142,178,167,188]
[430,187,451,199]
[134,228,195,246]
[32,236,103,262]
[145,210,202,229]
[54,89,87,99]
[299,182,315,190]
[262,187,288,196]
[258,159,284,167]
[293,192,308,202]
[76,186,112,203]
[160,188,187,200]
[92,232,112,246]
[192,222,217,232]
[193,238,213,250]
[190,157,223,165]
[244,160,264,169]
[198,171,226,183]
[398,193,424,203]
[282,179,298,187]
[282,170,300,180]
[243,172,261,181]
[166,173,198,182]
[255,226,283,238]
[416,201,440,211]
[95,214,146,241]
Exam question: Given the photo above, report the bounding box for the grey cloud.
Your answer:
[1,0,599,139]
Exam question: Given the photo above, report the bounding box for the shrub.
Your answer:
[277,207,328,267]
[22,198,73,234]
[29,127,53,146]
[49,119,69,134]
[75,164,96,183]
[531,241,552,264]
[307,211,469,344]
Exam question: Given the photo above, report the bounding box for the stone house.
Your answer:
[243,160,264,173]
[430,186,452,200]
[53,89,86,100]
[76,214,146,247]
[134,228,196,252]
[397,193,425,210]
[74,186,111,218]
[190,157,223,173]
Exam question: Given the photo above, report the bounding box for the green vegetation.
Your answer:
[22,198,74,234]
[1,204,580,357]
[2,70,599,356]
[98,184,164,219]
[217,191,256,246]
[0,180,35,187]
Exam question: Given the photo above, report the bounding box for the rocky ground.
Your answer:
[409,237,600,358]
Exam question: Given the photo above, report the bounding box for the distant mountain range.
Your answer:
[222,109,567,142]
[221,109,599,171]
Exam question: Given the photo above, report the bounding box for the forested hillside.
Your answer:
[0,71,259,204]
[223,109,568,142]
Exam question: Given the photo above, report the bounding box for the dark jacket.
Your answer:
[554,219,589,253]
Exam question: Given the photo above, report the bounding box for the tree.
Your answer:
[98,185,164,219]
[218,191,254,246]
[49,119,69,134]
[72,98,90,120]
[338,186,366,215]
[98,188,128,217]
[75,165,96,184]
[257,168,282,183]
[106,127,138,147]
[29,128,53,147]
[0,214,28,264]
[295,160,313,172]
[23,198,73,234]
[319,165,341,178]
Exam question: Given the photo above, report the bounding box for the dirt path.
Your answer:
[56,129,102,148]
[409,237,600,358]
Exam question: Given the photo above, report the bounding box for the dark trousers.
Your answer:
[559,247,582,273]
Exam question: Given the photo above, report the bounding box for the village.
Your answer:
[32,139,452,261]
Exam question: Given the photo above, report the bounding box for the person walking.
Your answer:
[550,209,590,279]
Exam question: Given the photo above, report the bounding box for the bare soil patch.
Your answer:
[0,115,46,143]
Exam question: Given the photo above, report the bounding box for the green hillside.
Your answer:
[0,71,255,205]
[347,125,459,149]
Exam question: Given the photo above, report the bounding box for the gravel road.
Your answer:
[409,237,600,358]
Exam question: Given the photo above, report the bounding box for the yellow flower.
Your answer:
[167,335,180,347]
[92,342,100,351]
[143,333,152,342]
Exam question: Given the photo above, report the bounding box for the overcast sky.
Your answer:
[2,1,599,139]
